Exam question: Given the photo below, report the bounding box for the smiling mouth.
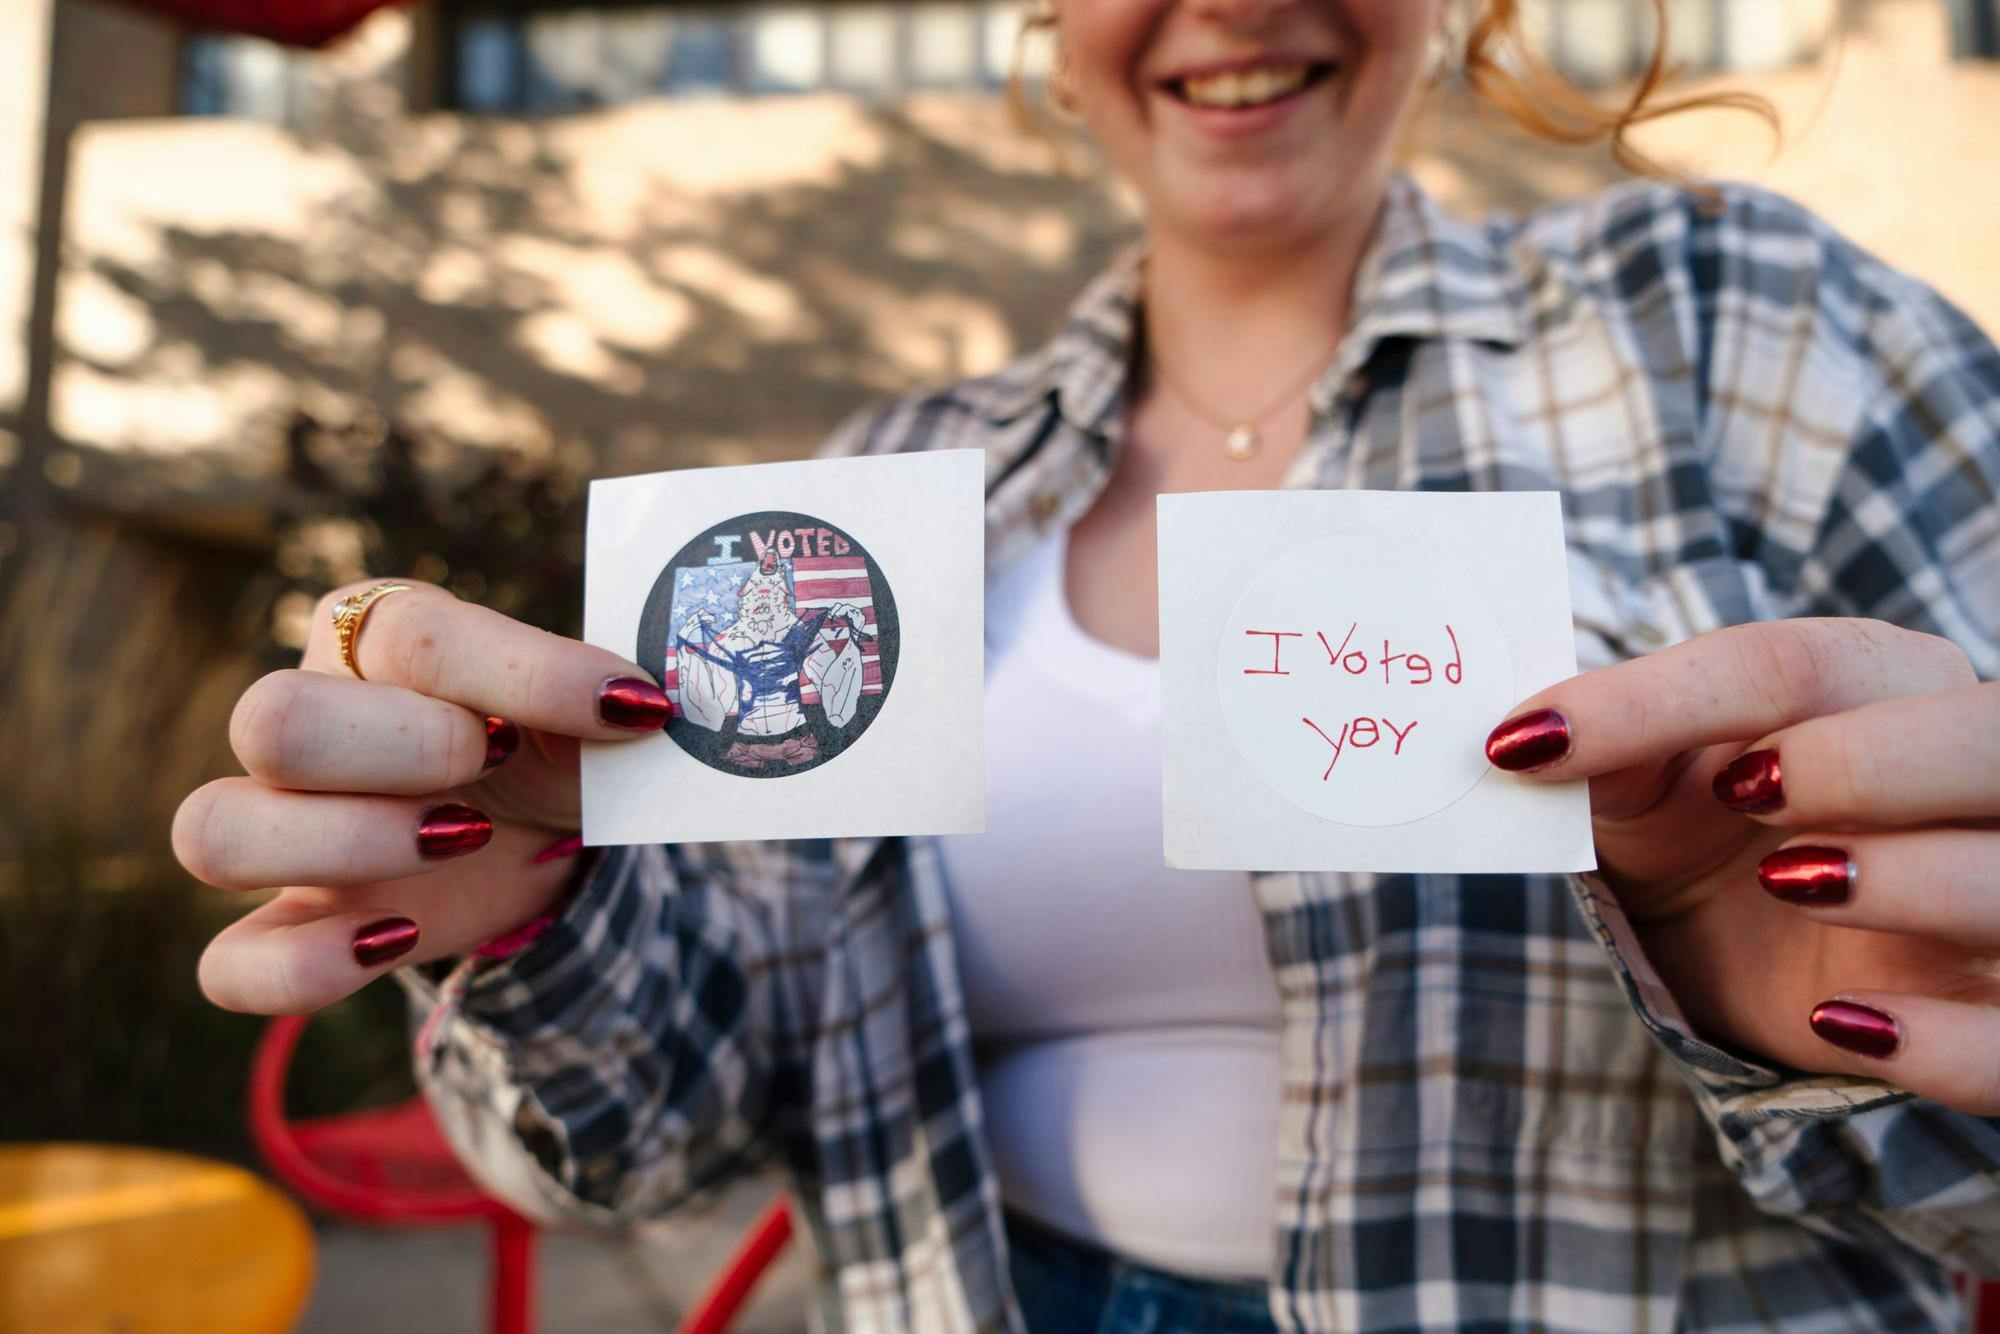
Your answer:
[1163,62,1336,111]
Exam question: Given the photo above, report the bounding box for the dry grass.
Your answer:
[0,519,263,865]
[0,519,409,1160]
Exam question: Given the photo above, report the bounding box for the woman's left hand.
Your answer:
[1487,618,2000,1112]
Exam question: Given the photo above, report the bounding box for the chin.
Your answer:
[1164,175,1340,251]
[1153,137,1374,244]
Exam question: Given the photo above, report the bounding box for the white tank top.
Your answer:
[937,531,1282,1281]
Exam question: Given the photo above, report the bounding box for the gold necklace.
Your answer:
[1148,332,1345,461]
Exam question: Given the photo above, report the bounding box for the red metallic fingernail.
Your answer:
[1714,748,1784,812]
[598,676,671,731]
[1485,709,1570,771]
[418,803,492,858]
[1809,999,1900,1059]
[484,716,521,770]
[1757,846,1853,906]
[352,917,419,968]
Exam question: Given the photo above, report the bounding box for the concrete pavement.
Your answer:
[297,1176,811,1333]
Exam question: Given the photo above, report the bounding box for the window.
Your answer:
[826,5,897,95]
[747,7,824,92]
[441,1,1026,112]
[180,31,314,122]
[181,0,1835,124]
[1525,0,1832,85]
[909,3,977,87]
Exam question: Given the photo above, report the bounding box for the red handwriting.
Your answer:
[1243,624,1463,684]
[1301,716,1420,778]
[1242,630,1303,675]
[1239,624,1465,782]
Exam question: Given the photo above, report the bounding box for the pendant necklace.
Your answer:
[1148,331,1346,462]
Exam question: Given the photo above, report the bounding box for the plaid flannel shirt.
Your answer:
[401,173,2000,1332]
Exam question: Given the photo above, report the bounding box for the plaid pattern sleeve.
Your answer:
[397,842,783,1224]
[1557,182,2000,1277]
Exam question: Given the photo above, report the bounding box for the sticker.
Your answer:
[583,450,983,847]
[636,510,900,778]
[1215,536,1514,828]
[1160,489,1591,873]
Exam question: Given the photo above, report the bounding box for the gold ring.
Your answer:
[330,581,413,680]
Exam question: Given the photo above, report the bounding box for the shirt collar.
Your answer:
[970,172,1528,434]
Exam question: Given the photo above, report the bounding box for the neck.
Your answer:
[1139,189,1387,424]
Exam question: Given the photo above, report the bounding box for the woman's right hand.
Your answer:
[174,580,672,1014]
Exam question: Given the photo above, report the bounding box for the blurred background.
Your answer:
[1,0,1995,1329]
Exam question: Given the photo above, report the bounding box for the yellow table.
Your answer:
[0,1143,314,1334]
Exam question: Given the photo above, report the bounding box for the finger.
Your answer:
[304,581,669,740]
[231,668,517,795]
[1710,682,2000,825]
[196,828,573,1013]
[1755,827,2000,944]
[1486,618,1975,781]
[1801,989,2000,1116]
[199,895,427,1014]
[173,777,492,891]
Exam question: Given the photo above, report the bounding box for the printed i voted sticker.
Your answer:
[581,450,985,846]
[1159,491,1594,874]
[637,510,901,779]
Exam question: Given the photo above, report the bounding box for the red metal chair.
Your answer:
[674,1195,794,1334]
[1961,1273,2000,1334]
[249,1014,539,1334]
[249,1013,797,1334]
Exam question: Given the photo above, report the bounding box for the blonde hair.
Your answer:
[1461,0,1779,184]
[1010,0,1780,186]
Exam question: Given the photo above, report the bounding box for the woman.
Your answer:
[178,0,2000,1328]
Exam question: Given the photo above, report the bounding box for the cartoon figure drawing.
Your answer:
[640,510,898,778]
[673,548,871,771]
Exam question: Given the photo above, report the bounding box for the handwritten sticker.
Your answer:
[581,450,984,846]
[1158,490,1595,875]
[1217,538,1514,827]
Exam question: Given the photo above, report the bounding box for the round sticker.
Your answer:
[637,511,899,778]
[1215,537,1514,828]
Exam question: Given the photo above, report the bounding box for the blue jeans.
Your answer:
[1005,1212,1279,1334]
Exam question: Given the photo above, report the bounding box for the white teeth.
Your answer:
[1188,72,1242,106]
[1179,65,1309,109]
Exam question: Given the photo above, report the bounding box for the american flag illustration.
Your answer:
[662,556,883,714]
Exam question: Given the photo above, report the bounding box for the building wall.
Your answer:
[8,0,183,504]
[0,0,54,433]
[49,57,1137,546]
[29,0,2000,552]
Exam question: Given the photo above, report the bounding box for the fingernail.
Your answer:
[1485,708,1570,771]
[597,676,671,731]
[1714,748,1784,812]
[483,716,521,770]
[1809,999,1900,1059]
[1757,846,1853,906]
[418,802,493,858]
[352,917,419,968]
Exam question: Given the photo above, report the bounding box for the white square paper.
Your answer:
[582,450,985,846]
[1158,490,1594,874]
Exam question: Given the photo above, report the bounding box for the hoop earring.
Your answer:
[1010,7,1078,121]
[1426,27,1455,84]
[1048,39,1080,116]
